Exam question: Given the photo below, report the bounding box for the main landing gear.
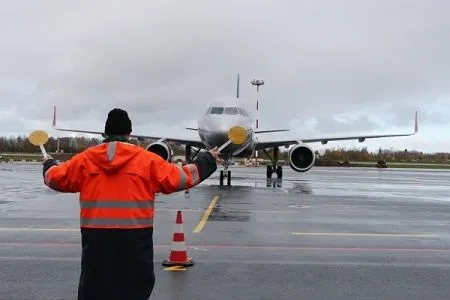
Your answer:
[262,147,283,179]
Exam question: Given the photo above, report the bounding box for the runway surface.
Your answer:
[1,163,450,299]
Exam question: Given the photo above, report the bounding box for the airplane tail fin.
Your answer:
[52,105,56,127]
[51,105,107,137]
[236,74,240,98]
[414,110,419,133]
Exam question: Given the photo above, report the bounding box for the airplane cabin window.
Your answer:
[210,107,224,114]
[224,107,238,115]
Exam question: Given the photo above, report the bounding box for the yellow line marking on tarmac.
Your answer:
[156,209,200,212]
[0,227,78,232]
[164,266,187,271]
[192,196,218,233]
[291,232,438,237]
[250,210,308,213]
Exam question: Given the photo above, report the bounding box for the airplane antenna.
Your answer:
[251,79,264,129]
[236,74,240,98]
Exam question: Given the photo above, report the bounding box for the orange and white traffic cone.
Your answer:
[162,210,194,267]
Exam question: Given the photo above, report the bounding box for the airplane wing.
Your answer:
[255,129,290,134]
[51,107,205,149]
[255,111,419,150]
[52,126,206,148]
[186,128,290,134]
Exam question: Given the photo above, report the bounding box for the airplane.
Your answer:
[51,75,419,186]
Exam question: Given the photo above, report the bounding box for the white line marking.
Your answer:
[0,227,79,232]
[291,232,438,237]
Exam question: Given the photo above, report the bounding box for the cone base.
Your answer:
[162,258,194,267]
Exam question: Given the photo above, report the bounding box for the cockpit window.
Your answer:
[224,107,238,115]
[209,106,243,115]
[238,108,250,117]
[210,107,224,114]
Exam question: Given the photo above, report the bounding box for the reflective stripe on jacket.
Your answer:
[43,141,217,229]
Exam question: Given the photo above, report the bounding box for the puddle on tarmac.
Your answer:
[209,207,250,222]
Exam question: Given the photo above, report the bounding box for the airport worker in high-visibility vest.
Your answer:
[41,108,219,300]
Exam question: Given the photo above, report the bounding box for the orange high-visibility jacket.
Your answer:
[43,141,217,229]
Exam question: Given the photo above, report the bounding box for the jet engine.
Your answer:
[146,141,173,161]
[288,143,315,172]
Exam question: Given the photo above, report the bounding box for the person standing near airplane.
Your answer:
[41,108,220,300]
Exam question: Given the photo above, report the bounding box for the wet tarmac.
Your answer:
[1,163,450,299]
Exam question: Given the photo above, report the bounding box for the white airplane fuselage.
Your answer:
[197,96,256,159]
[50,73,418,187]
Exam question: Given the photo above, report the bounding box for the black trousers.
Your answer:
[77,227,155,300]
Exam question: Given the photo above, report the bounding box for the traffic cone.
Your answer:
[162,210,194,267]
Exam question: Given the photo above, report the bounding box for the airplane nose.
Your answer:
[206,121,242,148]
[217,119,246,133]
[218,124,231,135]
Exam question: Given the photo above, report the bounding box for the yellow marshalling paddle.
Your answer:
[28,130,50,159]
[217,126,248,152]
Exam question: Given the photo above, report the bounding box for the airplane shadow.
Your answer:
[265,178,283,188]
[202,177,313,195]
[263,178,313,194]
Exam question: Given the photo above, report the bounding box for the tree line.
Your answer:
[316,147,449,162]
[0,135,448,162]
[0,135,185,155]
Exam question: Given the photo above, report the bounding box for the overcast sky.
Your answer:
[1,0,449,153]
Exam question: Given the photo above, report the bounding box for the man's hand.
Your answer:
[208,147,220,160]
[42,155,53,164]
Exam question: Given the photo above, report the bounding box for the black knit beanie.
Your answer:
[104,108,132,136]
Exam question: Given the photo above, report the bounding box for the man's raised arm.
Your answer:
[150,149,218,194]
[43,153,84,193]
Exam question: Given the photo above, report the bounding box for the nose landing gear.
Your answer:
[219,160,232,186]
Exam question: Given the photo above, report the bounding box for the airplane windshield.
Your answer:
[210,107,224,114]
[224,107,238,115]
[209,106,240,115]
[238,108,250,117]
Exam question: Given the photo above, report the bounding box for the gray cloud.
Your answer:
[1,0,450,151]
